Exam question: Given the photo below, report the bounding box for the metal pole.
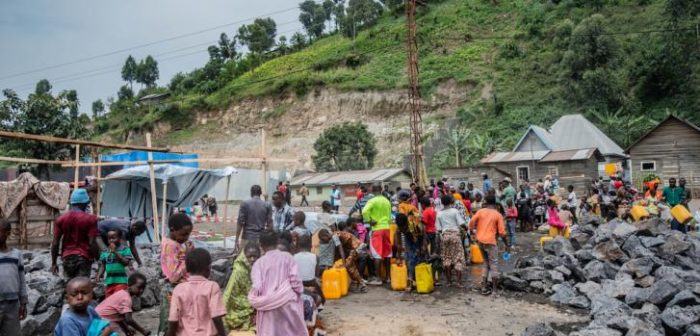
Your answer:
[146,133,160,243]
[161,181,168,244]
[222,175,231,249]
[73,145,80,190]
[96,156,102,216]
[261,129,268,199]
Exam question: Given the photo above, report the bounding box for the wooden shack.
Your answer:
[626,115,700,196]
[0,173,69,249]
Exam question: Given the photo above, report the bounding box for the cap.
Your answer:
[70,189,90,205]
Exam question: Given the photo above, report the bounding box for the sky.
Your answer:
[0,0,303,111]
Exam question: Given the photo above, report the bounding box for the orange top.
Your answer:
[468,208,506,245]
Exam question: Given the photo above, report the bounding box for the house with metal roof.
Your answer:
[289,168,412,205]
[450,114,623,195]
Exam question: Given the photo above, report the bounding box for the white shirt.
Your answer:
[568,191,578,208]
[436,207,466,232]
[294,251,317,282]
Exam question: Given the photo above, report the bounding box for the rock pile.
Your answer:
[19,244,234,336]
[510,217,700,336]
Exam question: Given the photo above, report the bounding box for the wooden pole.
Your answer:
[222,175,231,249]
[96,156,102,216]
[0,156,71,165]
[146,133,160,243]
[261,128,268,198]
[73,145,80,189]
[161,181,168,244]
[0,130,173,152]
[61,157,297,168]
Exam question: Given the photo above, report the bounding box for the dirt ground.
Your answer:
[133,230,589,335]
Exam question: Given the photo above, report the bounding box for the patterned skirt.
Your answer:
[440,230,465,271]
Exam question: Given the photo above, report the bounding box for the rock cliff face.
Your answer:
[154,81,473,170]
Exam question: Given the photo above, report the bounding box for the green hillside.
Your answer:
[103,0,699,166]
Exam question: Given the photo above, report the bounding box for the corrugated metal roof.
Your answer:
[513,125,556,151]
[481,150,550,164]
[539,148,599,162]
[549,114,625,157]
[290,168,408,186]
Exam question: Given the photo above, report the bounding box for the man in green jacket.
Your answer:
[362,184,393,285]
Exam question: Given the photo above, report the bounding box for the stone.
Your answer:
[600,278,635,300]
[693,283,700,296]
[575,281,601,301]
[520,322,557,336]
[543,236,574,257]
[626,324,664,336]
[590,294,632,321]
[548,270,565,284]
[640,236,665,249]
[502,275,529,291]
[660,232,692,256]
[656,265,700,283]
[675,255,699,271]
[583,260,618,282]
[516,255,545,269]
[648,279,682,306]
[622,235,653,259]
[574,249,595,264]
[593,239,628,263]
[603,315,652,334]
[211,258,230,273]
[26,289,45,315]
[210,269,227,290]
[25,258,46,273]
[632,303,662,326]
[570,327,622,336]
[26,271,64,293]
[519,267,549,282]
[554,265,572,278]
[666,290,700,308]
[32,307,61,335]
[634,275,655,288]
[550,283,590,309]
[570,232,592,248]
[612,222,639,242]
[661,305,700,334]
[529,281,550,294]
[639,218,669,236]
[684,325,700,336]
[619,257,655,278]
[625,287,652,308]
[542,255,565,270]
[140,281,160,308]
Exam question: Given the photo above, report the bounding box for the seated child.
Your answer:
[96,273,150,336]
[167,248,226,336]
[291,211,311,240]
[55,277,115,336]
[316,229,337,275]
[295,235,323,304]
[96,230,133,298]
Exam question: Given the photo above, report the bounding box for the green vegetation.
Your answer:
[313,122,377,171]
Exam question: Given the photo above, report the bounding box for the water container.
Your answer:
[389,223,398,246]
[630,205,649,222]
[337,267,350,296]
[390,263,408,291]
[415,263,434,294]
[671,205,692,224]
[321,268,342,300]
[470,244,484,264]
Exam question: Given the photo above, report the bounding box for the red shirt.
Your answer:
[462,199,472,214]
[277,185,287,194]
[422,207,437,234]
[613,180,623,190]
[356,190,364,201]
[54,209,98,260]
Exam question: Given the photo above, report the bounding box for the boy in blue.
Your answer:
[55,277,114,336]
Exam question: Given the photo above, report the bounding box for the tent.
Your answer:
[100,164,236,241]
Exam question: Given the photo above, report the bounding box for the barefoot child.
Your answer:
[167,248,226,336]
[96,273,150,335]
[158,214,194,335]
[0,219,27,335]
[96,230,133,298]
[505,199,518,246]
[55,277,114,336]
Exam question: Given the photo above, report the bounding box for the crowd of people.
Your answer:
[0,171,694,336]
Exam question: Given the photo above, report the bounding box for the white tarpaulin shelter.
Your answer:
[101,164,236,221]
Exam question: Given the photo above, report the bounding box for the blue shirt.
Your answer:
[54,306,99,336]
[330,189,341,206]
[483,179,493,193]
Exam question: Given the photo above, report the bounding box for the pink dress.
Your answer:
[248,250,308,336]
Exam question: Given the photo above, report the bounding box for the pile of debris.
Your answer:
[507,217,700,336]
[19,244,233,336]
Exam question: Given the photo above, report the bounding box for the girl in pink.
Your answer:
[158,214,194,335]
[249,231,308,336]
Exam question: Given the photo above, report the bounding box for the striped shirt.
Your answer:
[0,248,28,304]
[99,247,132,285]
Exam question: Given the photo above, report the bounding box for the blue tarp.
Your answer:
[101,151,198,168]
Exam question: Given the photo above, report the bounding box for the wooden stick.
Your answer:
[0,156,71,165]
[146,133,160,243]
[61,157,297,168]
[96,156,102,216]
[222,175,231,249]
[73,145,80,189]
[161,181,168,244]
[0,130,173,152]
[261,128,268,198]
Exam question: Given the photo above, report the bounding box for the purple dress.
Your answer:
[248,250,308,336]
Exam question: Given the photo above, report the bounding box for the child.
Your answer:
[420,197,437,255]
[559,205,574,232]
[158,214,194,335]
[55,277,114,336]
[547,199,566,237]
[471,193,483,213]
[0,220,27,335]
[316,229,337,276]
[96,230,133,298]
[505,199,518,246]
[394,213,422,292]
[291,211,311,248]
[295,236,324,304]
[96,273,150,336]
[167,248,226,336]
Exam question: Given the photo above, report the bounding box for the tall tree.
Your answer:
[136,55,159,88]
[322,0,335,32]
[333,1,346,32]
[61,90,79,119]
[218,33,237,60]
[277,36,290,54]
[238,18,277,55]
[299,1,326,39]
[343,0,383,37]
[91,99,105,120]
[312,122,377,171]
[290,32,308,51]
[34,79,52,95]
[121,55,138,89]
